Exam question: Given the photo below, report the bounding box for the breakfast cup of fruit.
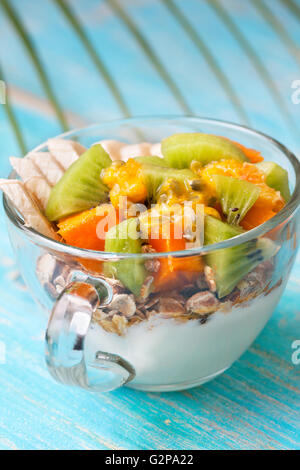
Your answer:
[2,117,300,392]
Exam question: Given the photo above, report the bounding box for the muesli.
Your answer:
[1,132,289,337]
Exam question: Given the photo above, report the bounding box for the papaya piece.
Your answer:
[149,223,204,291]
[231,141,264,163]
[240,204,276,230]
[58,204,118,251]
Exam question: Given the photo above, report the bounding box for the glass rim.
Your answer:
[3,115,300,260]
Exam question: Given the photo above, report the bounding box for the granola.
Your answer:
[1,135,286,337]
[88,259,277,335]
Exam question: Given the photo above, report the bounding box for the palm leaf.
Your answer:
[281,0,300,21]
[0,65,27,155]
[1,0,68,131]
[107,0,192,114]
[161,0,250,125]
[252,0,300,68]
[208,0,298,134]
[53,0,130,117]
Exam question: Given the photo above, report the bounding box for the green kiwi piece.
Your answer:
[256,161,291,202]
[141,164,197,202]
[212,174,261,225]
[104,218,146,296]
[134,155,170,167]
[45,144,111,221]
[204,215,277,298]
[161,133,248,169]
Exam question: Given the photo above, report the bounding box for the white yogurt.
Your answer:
[85,284,284,391]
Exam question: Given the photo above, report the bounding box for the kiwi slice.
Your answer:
[134,155,170,167]
[46,144,111,221]
[161,133,248,169]
[256,161,291,202]
[104,217,146,296]
[141,164,197,202]
[212,175,261,225]
[204,215,277,298]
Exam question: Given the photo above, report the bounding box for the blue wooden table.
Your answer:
[0,0,299,450]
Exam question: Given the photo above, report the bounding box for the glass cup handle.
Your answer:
[45,278,135,392]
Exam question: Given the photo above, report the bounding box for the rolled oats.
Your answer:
[109,294,136,317]
[186,291,219,315]
[99,319,118,334]
[139,276,155,301]
[144,295,160,310]
[145,259,160,273]
[112,314,128,335]
[158,297,186,317]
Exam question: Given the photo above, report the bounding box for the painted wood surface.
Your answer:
[0,0,299,450]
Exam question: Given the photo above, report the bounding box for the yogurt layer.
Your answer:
[85,283,285,390]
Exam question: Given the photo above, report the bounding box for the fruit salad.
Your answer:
[1,133,290,330]
[1,130,292,389]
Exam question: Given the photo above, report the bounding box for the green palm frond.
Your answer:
[107,0,192,114]
[1,0,68,131]
[252,0,300,68]
[208,0,297,133]
[281,0,300,21]
[0,65,27,155]
[161,0,250,125]
[53,0,130,117]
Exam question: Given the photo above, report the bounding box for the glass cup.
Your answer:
[3,117,300,392]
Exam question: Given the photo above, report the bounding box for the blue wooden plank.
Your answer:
[0,0,299,450]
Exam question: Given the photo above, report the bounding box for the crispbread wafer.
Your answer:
[92,140,162,162]
[93,139,126,161]
[24,177,51,210]
[0,179,58,239]
[10,156,52,210]
[27,152,64,185]
[10,156,43,180]
[47,138,86,170]
[120,142,152,161]
[150,142,163,158]
[5,140,162,238]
